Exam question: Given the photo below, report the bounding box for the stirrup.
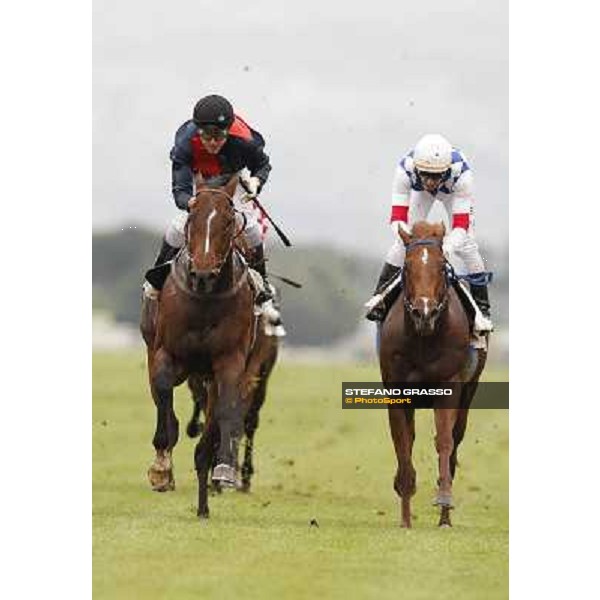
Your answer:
[142,281,159,300]
[474,312,494,333]
[265,321,287,337]
[364,294,386,321]
[260,298,280,321]
[470,330,489,351]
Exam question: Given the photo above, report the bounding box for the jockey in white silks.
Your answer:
[364,134,493,333]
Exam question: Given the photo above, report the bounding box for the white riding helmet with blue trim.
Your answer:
[413,134,453,173]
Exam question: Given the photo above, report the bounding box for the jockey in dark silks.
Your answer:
[144,95,279,321]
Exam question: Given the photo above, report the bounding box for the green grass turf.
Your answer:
[93,352,508,600]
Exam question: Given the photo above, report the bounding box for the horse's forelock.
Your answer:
[411,221,445,241]
[192,189,233,216]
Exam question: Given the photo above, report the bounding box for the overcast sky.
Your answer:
[93,0,507,259]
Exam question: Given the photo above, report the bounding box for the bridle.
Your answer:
[402,238,451,318]
[175,188,250,298]
[184,188,247,275]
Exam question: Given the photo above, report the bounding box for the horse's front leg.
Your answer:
[211,353,247,488]
[147,348,180,492]
[434,407,459,526]
[388,407,417,528]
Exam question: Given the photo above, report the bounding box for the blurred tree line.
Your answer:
[93,227,508,346]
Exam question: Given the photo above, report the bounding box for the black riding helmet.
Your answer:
[192,95,234,129]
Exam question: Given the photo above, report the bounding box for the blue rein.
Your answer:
[405,239,442,252]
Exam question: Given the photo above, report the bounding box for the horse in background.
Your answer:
[186,306,280,492]
[379,221,487,527]
[140,175,257,518]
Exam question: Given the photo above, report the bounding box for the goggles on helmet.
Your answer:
[198,125,229,141]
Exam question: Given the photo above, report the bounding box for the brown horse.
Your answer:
[186,310,279,492]
[379,221,487,527]
[140,175,257,518]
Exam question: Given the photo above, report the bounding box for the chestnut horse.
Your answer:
[379,221,487,527]
[140,176,257,518]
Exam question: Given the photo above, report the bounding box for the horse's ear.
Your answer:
[397,223,412,246]
[223,175,239,198]
[433,222,446,239]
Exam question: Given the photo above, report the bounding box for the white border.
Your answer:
[511,1,599,598]
[2,2,91,598]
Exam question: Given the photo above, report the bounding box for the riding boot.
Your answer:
[250,244,274,304]
[143,238,180,298]
[153,238,179,267]
[470,281,494,332]
[365,262,403,322]
[249,244,286,333]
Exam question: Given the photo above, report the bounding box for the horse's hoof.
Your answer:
[148,468,175,492]
[197,509,210,519]
[212,463,238,487]
[148,456,175,492]
[438,505,453,527]
[238,481,251,493]
[210,481,223,495]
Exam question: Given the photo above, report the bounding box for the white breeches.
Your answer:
[164,182,263,249]
[386,191,485,273]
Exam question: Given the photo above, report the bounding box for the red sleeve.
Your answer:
[390,205,408,223]
[452,213,470,230]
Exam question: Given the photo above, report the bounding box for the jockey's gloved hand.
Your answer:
[397,221,412,236]
[443,227,467,259]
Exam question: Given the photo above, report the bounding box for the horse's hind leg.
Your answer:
[241,374,268,492]
[450,381,478,478]
[388,408,416,528]
[195,420,218,518]
[147,349,180,492]
[434,408,459,527]
[450,407,470,480]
